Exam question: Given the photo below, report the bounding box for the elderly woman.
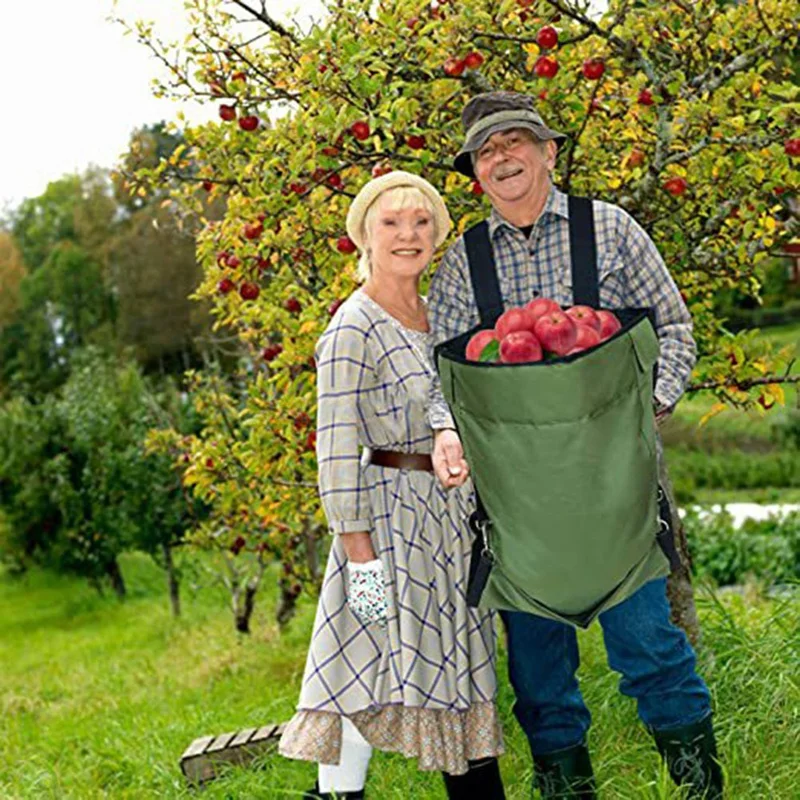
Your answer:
[279,171,505,799]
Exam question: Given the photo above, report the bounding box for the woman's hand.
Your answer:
[433,429,470,489]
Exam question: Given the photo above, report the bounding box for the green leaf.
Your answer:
[479,339,499,362]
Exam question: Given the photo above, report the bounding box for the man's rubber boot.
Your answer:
[442,757,506,799]
[302,782,365,799]
[532,743,596,799]
[652,714,723,799]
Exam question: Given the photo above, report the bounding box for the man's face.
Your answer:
[473,128,557,210]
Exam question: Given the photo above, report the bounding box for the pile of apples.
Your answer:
[466,298,622,364]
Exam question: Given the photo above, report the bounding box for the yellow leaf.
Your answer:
[699,402,727,427]
[299,320,317,335]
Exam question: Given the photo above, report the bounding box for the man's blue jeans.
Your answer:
[499,578,711,756]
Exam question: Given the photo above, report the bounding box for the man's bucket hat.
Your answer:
[454,91,568,178]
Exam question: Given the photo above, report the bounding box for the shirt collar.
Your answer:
[487,184,569,239]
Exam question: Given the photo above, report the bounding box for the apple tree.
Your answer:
[123,0,799,634]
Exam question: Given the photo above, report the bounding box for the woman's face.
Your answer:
[367,196,435,281]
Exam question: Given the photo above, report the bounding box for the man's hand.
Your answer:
[432,429,470,490]
[654,400,673,427]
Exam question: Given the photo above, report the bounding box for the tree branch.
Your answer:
[687,374,799,393]
[227,0,299,44]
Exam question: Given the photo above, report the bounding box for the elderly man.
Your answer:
[427,92,723,799]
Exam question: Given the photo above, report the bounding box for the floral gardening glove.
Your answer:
[346,559,388,628]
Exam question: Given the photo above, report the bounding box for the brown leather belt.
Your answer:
[369,449,433,472]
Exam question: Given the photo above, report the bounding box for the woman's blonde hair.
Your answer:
[356,186,437,282]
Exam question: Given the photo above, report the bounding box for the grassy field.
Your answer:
[1,554,798,799]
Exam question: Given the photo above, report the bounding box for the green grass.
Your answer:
[1,554,798,799]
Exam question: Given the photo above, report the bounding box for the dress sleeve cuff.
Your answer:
[329,519,372,535]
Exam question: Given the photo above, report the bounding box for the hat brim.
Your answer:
[454,120,567,178]
[345,170,452,251]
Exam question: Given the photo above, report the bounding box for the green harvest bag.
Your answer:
[434,197,671,628]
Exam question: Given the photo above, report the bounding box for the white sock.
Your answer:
[318,716,372,793]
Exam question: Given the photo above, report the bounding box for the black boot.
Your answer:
[303,781,365,799]
[532,743,596,799]
[442,757,506,799]
[652,714,723,799]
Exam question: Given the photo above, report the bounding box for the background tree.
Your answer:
[123,0,798,634]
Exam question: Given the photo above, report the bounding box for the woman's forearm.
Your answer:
[340,531,376,563]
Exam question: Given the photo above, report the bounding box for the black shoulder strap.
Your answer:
[465,199,600,321]
[464,221,505,328]
[568,196,600,307]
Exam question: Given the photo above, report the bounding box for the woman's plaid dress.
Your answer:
[279,289,503,775]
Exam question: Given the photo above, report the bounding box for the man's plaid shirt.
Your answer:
[426,185,697,430]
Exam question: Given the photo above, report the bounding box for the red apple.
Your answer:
[239,282,260,301]
[443,57,466,77]
[350,120,370,140]
[573,324,602,351]
[466,329,498,361]
[225,254,241,268]
[500,331,543,364]
[464,51,484,69]
[628,148,646,167]
[785,139,800,158]
[565,305,601,332]
[582,59,605,80]
[337,235,357,254]
[293,412,311,430]
[664,176,688,196]
[536,26,558,50]
[495,306,538,339]
[327,173,343,189]
[262,344,283,362]
[327,298,345,316]
[406,134,426,149]
[305,431,317,451]
[534,311,578,356]
[256,257,270,271]
[471,181,484,196]
[238,115,259,131]
[525,297,561,323]
[202,180,213,191]
[597,310,622,340]
[372,163,393,177]
[638,88,655,106]
[216,251,229,266]
[534,56,559,78]
[217,278,235,295]
[243,221,263,240]
[321,145,340,157]
[290,182,307,195]
[219,104,236,121]
[284,297,302,314]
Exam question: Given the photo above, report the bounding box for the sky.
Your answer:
[0,0,607,214]
[0,0,322,213]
